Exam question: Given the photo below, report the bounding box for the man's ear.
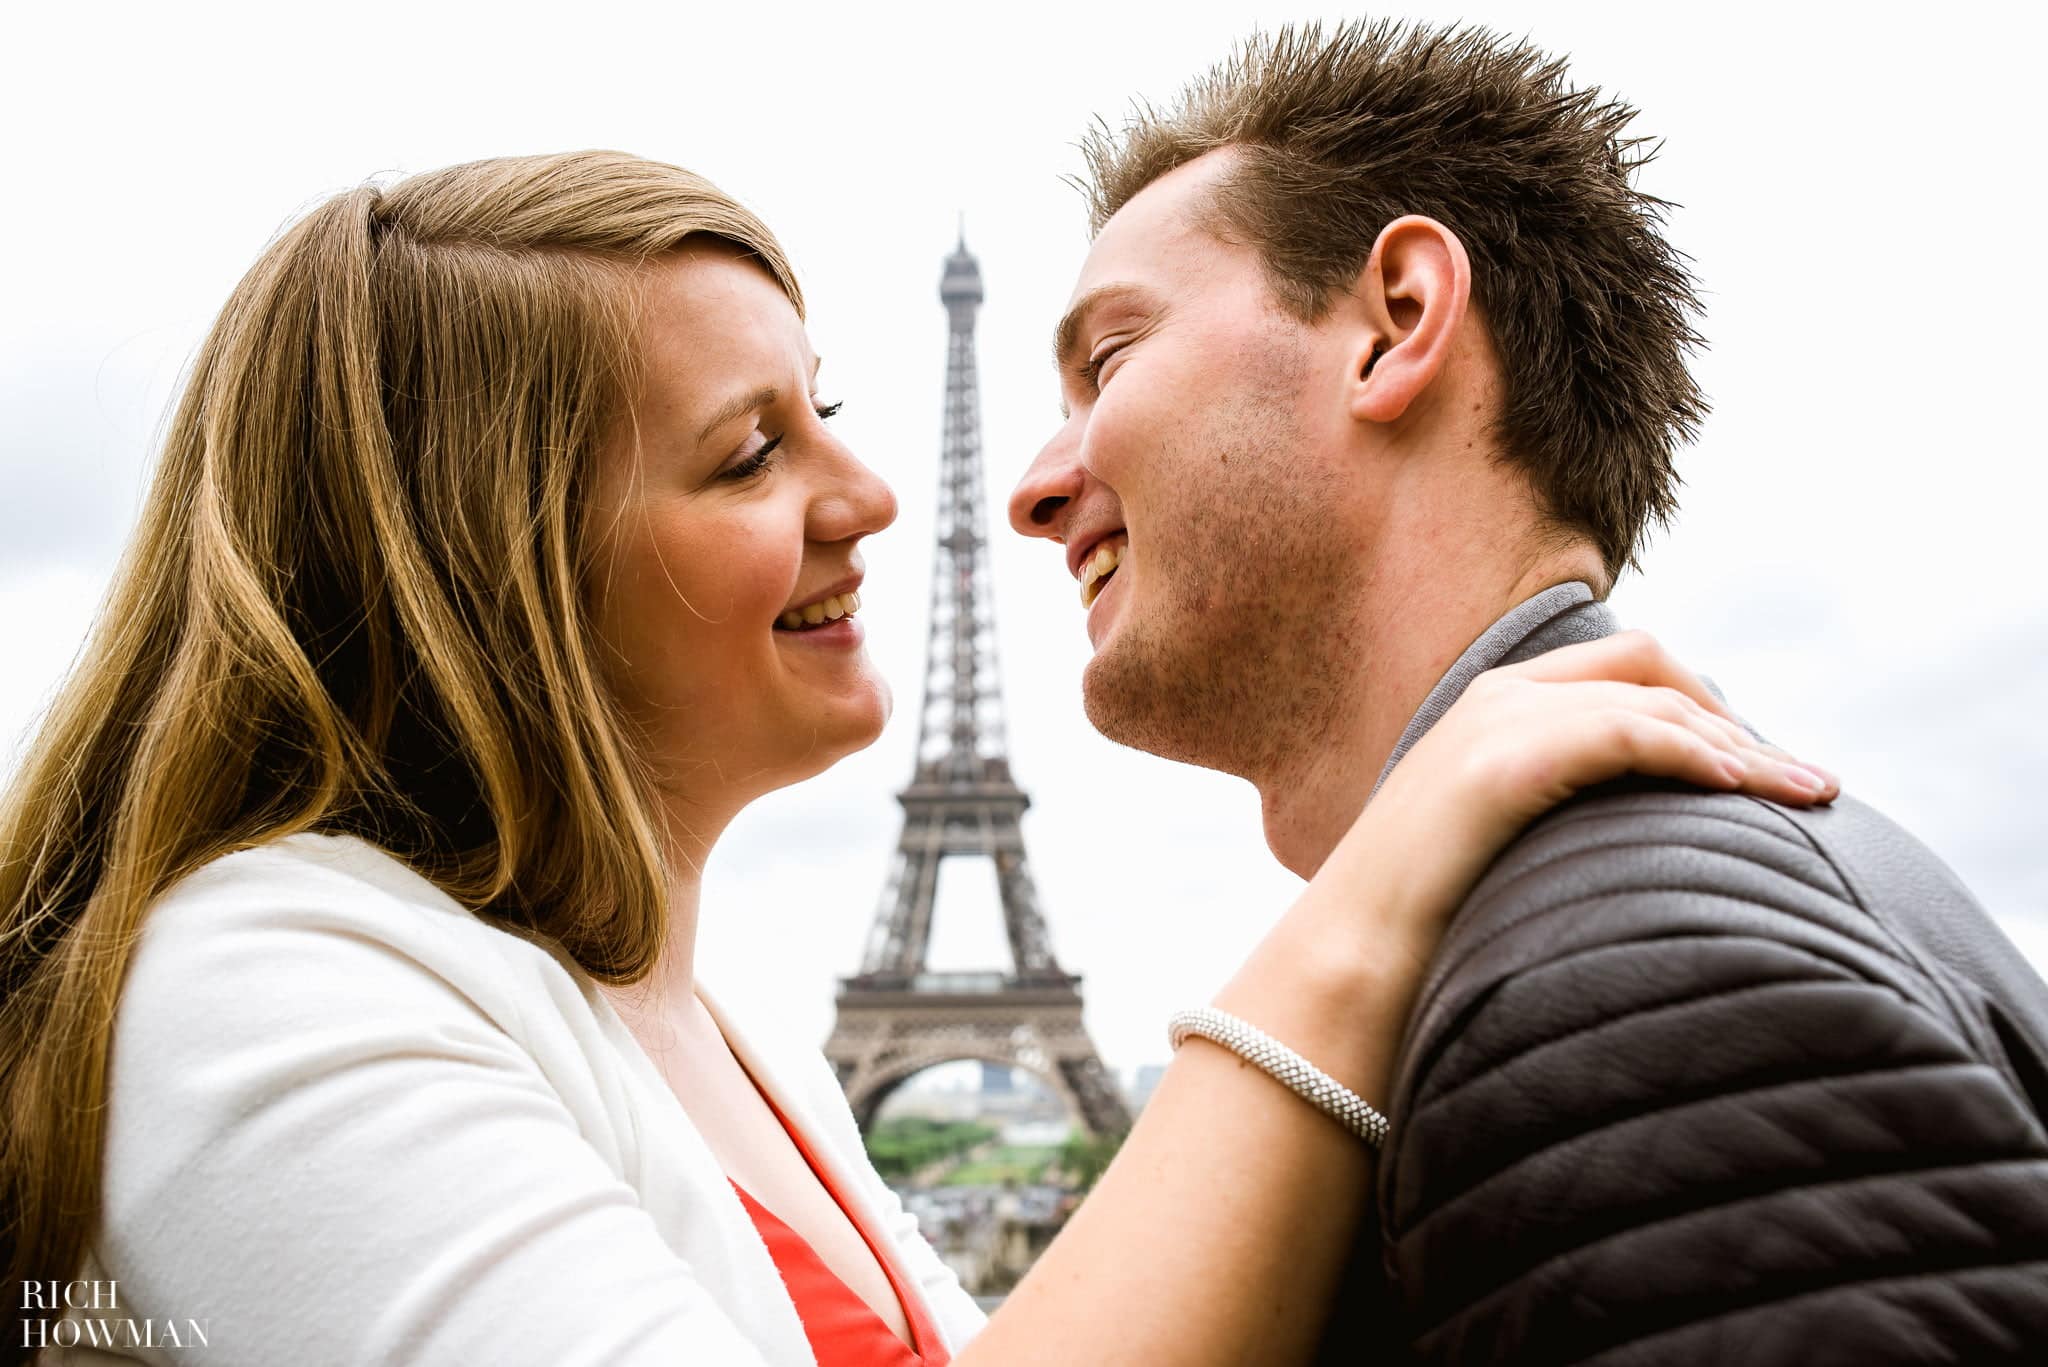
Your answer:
[1344,215,1472,424]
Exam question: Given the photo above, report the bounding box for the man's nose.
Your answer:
[1007,425,1082,542]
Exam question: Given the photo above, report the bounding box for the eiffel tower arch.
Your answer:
[824,233,1131,1139]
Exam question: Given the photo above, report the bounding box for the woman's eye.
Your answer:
[717,402,841,482]
[720,436,781,482]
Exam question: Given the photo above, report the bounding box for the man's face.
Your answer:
[1007,150,1367,780]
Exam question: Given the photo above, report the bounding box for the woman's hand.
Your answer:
[1216,630,1838,1132]
[1345,629,1837,951]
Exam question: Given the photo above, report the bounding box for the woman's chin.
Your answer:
[786,683,893,780]
[841,687,893,758]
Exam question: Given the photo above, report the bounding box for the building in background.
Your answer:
[824,233,1129,1143]
[826,235,1132,1299]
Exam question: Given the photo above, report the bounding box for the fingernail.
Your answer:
[1782,765,1826,794]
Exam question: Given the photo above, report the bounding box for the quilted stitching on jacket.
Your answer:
[1378,789,2048,1365]
[1324,592,2048,1365]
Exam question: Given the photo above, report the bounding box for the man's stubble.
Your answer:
[1080,357,1366,789]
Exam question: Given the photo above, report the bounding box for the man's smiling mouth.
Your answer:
[1079,536,1128,607]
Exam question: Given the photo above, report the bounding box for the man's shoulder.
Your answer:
[1394,778,2048,1174]
[1373,783,2048,1363]
[1419,780,2020,1019]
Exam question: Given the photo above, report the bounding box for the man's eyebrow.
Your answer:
[1052,283,1163,375]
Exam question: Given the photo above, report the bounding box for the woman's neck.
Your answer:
[595,841,707,1026]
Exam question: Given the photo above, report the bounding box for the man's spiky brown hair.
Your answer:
[1080,20,1708,581]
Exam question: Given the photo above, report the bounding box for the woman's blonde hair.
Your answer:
[0,150,801,1290]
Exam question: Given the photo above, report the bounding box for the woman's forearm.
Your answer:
[956,821,1432,1367]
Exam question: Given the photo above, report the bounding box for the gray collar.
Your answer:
[1368,582,1619,800]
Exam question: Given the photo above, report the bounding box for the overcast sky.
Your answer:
[5,0,2045,1080]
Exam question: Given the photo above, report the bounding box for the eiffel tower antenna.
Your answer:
[824,232,1131,1137]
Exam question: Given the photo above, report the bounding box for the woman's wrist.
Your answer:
[1210,847,1439,1114]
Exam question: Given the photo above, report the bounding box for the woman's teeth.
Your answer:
[777,590,860,631]
[1079,541,1125,607]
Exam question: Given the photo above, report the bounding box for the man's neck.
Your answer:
[1255,559,1600,878]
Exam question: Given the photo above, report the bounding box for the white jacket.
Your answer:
[42,833,987,1364]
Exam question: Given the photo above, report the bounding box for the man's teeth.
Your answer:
[1079,541,1126,608]
[778,590,860,631]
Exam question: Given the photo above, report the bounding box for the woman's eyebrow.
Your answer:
[695,356,826,446]
[696,386,778,445]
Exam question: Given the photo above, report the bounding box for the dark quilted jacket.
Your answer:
[1316,586,2048,1364]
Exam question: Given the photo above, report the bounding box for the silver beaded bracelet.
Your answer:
[1167,1006,1390,1148]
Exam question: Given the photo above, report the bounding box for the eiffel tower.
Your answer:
[824,232,1131,1138]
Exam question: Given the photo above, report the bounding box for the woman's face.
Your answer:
[587,246,897,817]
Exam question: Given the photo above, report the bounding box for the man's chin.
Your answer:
[1080,642,1233,775]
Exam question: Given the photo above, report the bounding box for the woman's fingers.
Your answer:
[1606,710,1752,792]
[1632,684,1835,801]
[1500,629,1743,727]
[1638,705,1837,804]
[1489,632,1840,799]
[1341,638,1840,965]
[1584,680,1838,804]
[1452,675,1838,809]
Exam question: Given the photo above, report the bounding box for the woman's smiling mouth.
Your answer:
[775,588,861,632]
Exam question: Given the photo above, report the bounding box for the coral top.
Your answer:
[731,1092,953,1367]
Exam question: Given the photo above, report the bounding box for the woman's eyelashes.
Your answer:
[717,400,844,483]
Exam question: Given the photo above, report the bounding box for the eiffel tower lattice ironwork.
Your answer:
[824,233,1131,1138]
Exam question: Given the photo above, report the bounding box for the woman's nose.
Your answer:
[812,440,898,542]
[851,459,898,538]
